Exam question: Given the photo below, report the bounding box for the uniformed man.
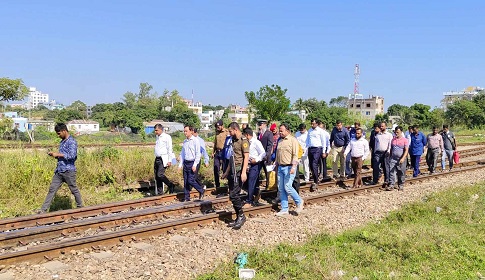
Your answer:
[212,120,228,190]
[223,122,249,230]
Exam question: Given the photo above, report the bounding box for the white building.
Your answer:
[27,87,49,109]
[347,95,384,120]
[199,109,225,130]
[441,86,483,111]
[183,99,203,115]
[66,120,99,135]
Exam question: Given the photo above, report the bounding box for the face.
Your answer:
[336,123,343,130]
[443,127,449,132]
[183,127,193,138]
[374,126,380,133]
[56,130,67,139]
[216,124,223,132]
[154,127,162,136]
[413,127,419,134]
[354,123,360,128]
[279,125,289,137]
[433,127,439,134]
[228,127,237,137]
[379,123,386,132]
[311,121,317,129]
[258,123,266,131]
[395,128,402,137]
[355,130,362,139]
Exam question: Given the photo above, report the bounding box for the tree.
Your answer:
[0,77,29,102]
[409,103,431,127]
[445,100,484,128]
[329,96,348,108]
[245,84,291,122]
[279,114,303,132]
[55,109,84,123]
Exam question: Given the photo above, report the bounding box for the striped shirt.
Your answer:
[427,133,444,151]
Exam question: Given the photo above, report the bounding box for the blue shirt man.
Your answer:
[178,126,205,201]
[39,123,83,213]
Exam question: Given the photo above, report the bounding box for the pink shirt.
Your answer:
[391,136,409,159]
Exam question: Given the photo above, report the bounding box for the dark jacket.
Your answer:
[258,130,273,163]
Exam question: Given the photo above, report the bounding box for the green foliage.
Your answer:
[245,84,291,122]
[409,103,431,127]
[55,109,84,123]
[446,99,485,129]
[199,183,485,279]
[0,77,29,102]
[329,95,348,108]
[279,114,303,133]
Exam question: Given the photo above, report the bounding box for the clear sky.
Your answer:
[1,1,484,109]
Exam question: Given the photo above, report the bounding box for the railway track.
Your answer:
[0,157,483,265]
[1,145,482,233]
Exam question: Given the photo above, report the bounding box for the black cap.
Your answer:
[216,120,223,126]
[257,119,268,126]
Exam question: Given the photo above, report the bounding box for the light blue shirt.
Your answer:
[197,136,210,165]
[179,135,201,167]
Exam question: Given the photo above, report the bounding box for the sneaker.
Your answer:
[35,209,46,214]
[296,200,304,214]
[398,185,404,191]
[275,210,289,216]
[310,183,317,192]
[385,185,394,191]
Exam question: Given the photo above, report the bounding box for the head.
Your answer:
[298,123,306,133]
[228,122,241,138]
[54,123,69,139]
[354,122,361,129]
[355,128,363,139]
[193,127,199,137]
[270,123,278,134]
[432,126,439,134]
[413,125,420,134]
[408,125,414,132]
[442,124,449,132]
[258,120,268,131]
[243,127,253,139]
[318,121,325,129]
[183,125,194,139]
[379,122,387,132]
[395,126,404,137]
[154,124,163,136]
[241,123,248,129]
[310,119,319,129]
[336,120,343,130]
[279,123,291,138]
[215,120,224,132]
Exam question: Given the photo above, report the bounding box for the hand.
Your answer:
[399,159,404,164]
[192,165,197,172]
[290,167,296,174]
[240,172,247,183]
[322,153,327,158]
[251,159,257,164]
[167,162,172,167]
[178,166,182,171]
[205,163,209,168]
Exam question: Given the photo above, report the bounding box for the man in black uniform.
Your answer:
[223,122,249,230]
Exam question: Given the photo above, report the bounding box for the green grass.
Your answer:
[198,182,485,280]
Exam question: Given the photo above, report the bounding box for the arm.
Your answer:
[167,135,173,166]
[53,138,77,160]
[178,147,184,169]
[255,141,266,163]
[329,129,334,147]
[194,139,201,168]
[344,142,351,157]
[363,141,370,161]
[290,138,299,174]
[400,145,409,164]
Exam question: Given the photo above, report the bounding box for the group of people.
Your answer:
[37,120,457,231]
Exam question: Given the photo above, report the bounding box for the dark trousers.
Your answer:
[41,171,83,212]
[262,162,269,188]
[426,148,440,173]
[372,151,390,184]
[154,157,175,194]
[319,157,328,180]
[183,160,204,201]
[213,151,223,188]
[389,157,406,186]
[228,169,244,215]
[351,156,363,187]
[308,146,323,183]
[246,163,262,203]
[345,153,353,177]
[410,154,421,177]
[293,163,301,193]
[195,162,204,187]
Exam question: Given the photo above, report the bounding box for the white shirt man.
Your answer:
[295,124,310,182]
[154,124,176,194]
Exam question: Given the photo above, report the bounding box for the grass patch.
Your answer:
[198,183,485,279]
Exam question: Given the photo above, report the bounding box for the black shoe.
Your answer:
[310,183,317,192]
[251,201,265,207]
[231,213,246,230]
[198,189,205,200]
[271,197,281,204]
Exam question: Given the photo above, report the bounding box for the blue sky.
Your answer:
[1,1,484,109]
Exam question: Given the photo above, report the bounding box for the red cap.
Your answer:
[270,123,277,131]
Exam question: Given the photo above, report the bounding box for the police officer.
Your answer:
[224,122,249,230]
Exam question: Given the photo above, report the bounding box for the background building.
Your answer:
[66,120,100,135]
[441,86,483,111]
[27,87,49,109]
[347,95,384,119]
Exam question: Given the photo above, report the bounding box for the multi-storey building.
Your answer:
[347,95,384,120]
[27,87,49,109]
[441,86,483,111]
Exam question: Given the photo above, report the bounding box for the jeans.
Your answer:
[389,157,407,186]
[441,149,454,170]
[277,165,302,212]
[41,171,83,212]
